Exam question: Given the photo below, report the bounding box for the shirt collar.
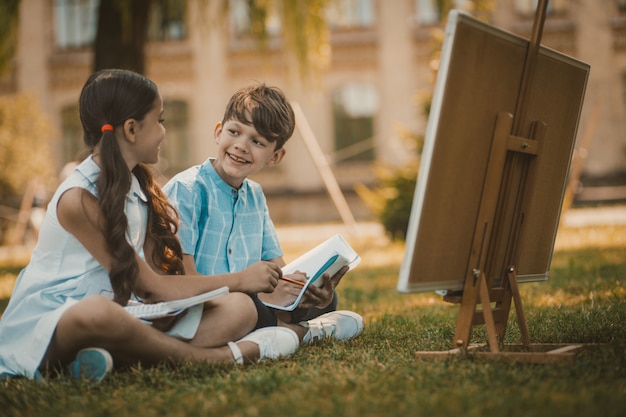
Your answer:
[204,157,244,197]
[75,155,147,203]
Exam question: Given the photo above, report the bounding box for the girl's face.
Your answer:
[131,95,166,165]
[212,117,285,188]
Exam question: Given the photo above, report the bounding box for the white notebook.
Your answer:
[124,286,229,320]
[263,234,360,311]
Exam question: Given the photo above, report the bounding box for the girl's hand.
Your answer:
[237,261,283,293]
[298,265,349,309]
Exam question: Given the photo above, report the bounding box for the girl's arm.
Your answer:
[172,252,286,297]
[57,187,282,303]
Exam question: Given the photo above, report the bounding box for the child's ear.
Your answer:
[266,148,286,167]
[123,119,137,143]
[214,122,222,143]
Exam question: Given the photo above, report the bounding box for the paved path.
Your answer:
[1,205,625,264]
[276,204,626,246]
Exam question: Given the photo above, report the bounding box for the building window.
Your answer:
[327,0,376,29]
[414,0,440,25]
[60,105,88,168]
[229,0,282,37]
[515,0,567,16]
[54,0,186,49]
[54,0,99,49]
[158,100,190,176]
[332,83,377,163]
[229,0,375,37]
[147,0,187,41]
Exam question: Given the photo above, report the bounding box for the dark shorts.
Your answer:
[247,291,339,330]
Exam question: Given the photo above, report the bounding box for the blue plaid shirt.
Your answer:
[163,158,283,275]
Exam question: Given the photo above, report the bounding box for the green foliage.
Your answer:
[0,225,625,417]
[244,0,331,81]
[0,93,56,202]
[357,1,494,241]
[356,132,423,241]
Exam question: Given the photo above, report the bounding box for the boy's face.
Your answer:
[212,118,285,188]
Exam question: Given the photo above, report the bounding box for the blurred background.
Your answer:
[0,0,624,246]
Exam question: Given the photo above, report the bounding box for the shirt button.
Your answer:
[228,248,232,254]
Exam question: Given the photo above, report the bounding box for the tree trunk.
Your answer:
[93,0,152,74]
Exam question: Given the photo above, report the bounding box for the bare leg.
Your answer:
[40,294,263,374]
[277,320,308,340]
[273,311,309,341]
[189,292,258,348]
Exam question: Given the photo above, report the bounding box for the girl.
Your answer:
[0,69,299,383]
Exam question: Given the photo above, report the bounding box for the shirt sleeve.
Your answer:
[163,180,200,257]
[261,198,283,261]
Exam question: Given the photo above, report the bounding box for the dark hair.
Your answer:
[222,83,295,150]
[79,69,184,304]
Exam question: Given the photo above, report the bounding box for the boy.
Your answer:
[164,83,363,343]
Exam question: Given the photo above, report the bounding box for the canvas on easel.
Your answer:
[397,6,590,361]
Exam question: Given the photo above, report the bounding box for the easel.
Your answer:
[415,0,586,363]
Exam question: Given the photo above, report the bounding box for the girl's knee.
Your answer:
[229,292,257,311]
[60,295,130,338]
[213,292,258,326]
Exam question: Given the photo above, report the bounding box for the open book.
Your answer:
[124,286,229,320]
[262,234,360,311]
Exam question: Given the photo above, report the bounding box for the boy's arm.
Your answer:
[163,179,201,257]
[182,254,201,275]
[266,256,286,268]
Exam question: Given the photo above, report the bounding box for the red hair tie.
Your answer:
[101,124,114,133]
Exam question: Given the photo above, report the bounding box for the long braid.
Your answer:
[133,163,185,275]
[79,69,161,305]
[97,131,138,304]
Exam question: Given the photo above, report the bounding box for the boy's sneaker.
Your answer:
[235,327,300,362]
[302,310,364,344]
[69,348,113,383]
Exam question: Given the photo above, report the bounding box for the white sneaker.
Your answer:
[302,310,364,344]
[232,327,300,363]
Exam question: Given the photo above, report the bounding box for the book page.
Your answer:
[124,286,229,320]
[263,234,360,311]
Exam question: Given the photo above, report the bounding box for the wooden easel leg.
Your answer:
[453,269,501,353]
[507,266,531,348]
[477,271,500,353]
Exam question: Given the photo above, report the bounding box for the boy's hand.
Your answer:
[257,271,306,307]
[298,265,349,309]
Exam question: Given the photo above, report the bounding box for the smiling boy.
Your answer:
[163,83,363,344]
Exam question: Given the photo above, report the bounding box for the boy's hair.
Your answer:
[222,83,295,150]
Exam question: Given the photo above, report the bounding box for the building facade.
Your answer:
[2,0,625,222]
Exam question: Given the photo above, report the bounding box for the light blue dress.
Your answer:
[0,156,148,380]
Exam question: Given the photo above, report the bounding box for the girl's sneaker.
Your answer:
[69,348,113,383]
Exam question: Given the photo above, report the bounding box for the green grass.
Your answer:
[0,225,625,417]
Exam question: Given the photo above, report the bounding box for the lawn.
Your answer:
[0,219,624,417]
